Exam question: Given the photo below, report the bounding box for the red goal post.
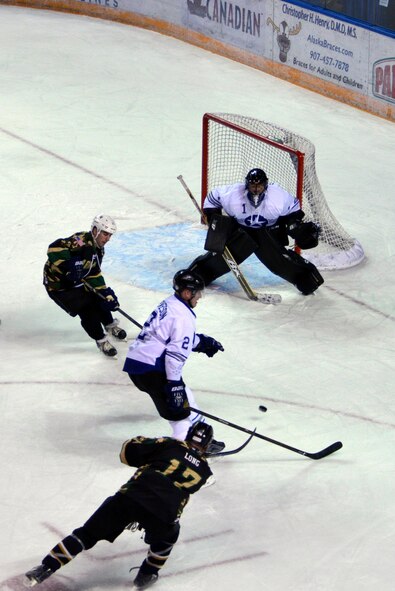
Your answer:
[201,113,364,271]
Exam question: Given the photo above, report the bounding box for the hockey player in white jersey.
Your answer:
[123,269,225,453]
[187,168,323,295]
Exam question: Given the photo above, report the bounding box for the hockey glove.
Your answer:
[99,287,119,312]
[288,221,320,250]
[165,380,188,412]
[63,258,85,284]
[193,334,224,358]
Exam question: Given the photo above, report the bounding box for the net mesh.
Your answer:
[202,113,364,270]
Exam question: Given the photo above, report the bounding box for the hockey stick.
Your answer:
[110,307,142,330]
[83,281,143,329]
[189,407,342,460]
[177,175,281,305]
[209,429,256,457]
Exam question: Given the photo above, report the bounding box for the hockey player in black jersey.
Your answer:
[24,422,214,590]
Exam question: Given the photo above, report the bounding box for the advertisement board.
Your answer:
[182,0,272,54]
[182,0,394,112]
[272,2,370,95]
[369,35,395,105]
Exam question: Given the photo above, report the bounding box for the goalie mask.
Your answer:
[245,168,268,208]
[186,421,214,453]
[173,269,205,296]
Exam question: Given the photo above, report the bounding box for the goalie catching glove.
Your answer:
[193,333,224,358]
[288,221,320,250]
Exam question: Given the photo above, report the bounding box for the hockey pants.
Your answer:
[40,493,180,576]
[127,372,202,438]
[46,286,114,340]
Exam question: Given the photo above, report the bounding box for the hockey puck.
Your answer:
[259,405,268,412]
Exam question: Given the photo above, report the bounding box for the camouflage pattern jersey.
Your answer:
[43,230,107,293]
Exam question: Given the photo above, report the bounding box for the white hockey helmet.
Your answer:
[91,214,117,235]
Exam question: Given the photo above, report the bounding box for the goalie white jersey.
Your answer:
[204,182,300,228]
[123,294,199,381]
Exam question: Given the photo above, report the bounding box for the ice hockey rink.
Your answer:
[0,5,394,590]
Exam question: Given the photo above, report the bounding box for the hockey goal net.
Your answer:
[201,113,364,270]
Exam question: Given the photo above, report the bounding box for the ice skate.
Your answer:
[24,564,54,587]
[106,319,127,340]
[132,570,158,589]
[96,337,117,357]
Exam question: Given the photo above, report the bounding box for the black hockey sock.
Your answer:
[42,533,85,571]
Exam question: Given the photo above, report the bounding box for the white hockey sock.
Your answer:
[185,386,205,425]
[168,386,205,440]
[168,418,191,440]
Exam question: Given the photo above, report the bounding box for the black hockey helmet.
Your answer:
[186,421,214,451]
[173,269,205,295]
[245,168,268,187]
[245,168,268,207]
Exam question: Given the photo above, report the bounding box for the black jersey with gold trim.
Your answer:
[119,436,212,522]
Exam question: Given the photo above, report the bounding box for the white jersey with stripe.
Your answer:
[204,182,300,228]
[124,294,198,381]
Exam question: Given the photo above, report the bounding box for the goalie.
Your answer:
[187,168,324,295]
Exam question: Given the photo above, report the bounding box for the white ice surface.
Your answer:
[0,6,394,591]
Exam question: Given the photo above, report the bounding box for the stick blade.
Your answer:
[256,292,282,305]
[209,428,256,457]
[306,440,343,460]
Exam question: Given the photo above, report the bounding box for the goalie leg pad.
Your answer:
[246,228,324,294]
[284,250,324,294]
[294,266,324,294]
[188,229,256,286]
[187,252,229,285]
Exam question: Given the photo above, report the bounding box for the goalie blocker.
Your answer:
[192,214,323,295]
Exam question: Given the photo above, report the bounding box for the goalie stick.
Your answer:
[189,406,342,460]
[177,175,281,305]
